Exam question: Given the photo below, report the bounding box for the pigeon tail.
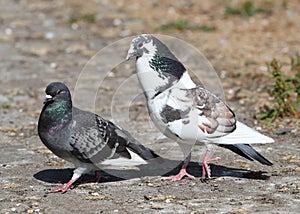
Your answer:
[219,144,273,166]
[115,128,160,160]
[213,121,274,145]
[127,141,160,160]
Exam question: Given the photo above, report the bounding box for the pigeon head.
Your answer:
[126,34,154,60]
[44,82,71,105]
[39,82,73,135]
[127,34,177,61]
[127,34,187,99]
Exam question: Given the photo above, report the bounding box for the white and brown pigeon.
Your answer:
[126,34,273,181]
[38,82,159,192]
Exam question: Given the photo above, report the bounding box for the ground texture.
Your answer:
[0,1,299,213]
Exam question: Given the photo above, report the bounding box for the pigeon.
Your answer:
[38,82,159,192]
[126,34,274,181]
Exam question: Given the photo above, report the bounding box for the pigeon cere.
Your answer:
[1,1,299,213]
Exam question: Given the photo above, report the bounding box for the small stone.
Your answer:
[71,23,79,30]
[0,94,9,104]
[91,192,99,196]
[85,195,105,200]
[151,205,164,210]
[50,62,57,69]
[219,38,228,45]
[113,18,122,26]
[107,72,115,77]
[276,127,290,135]
[220,70,227,79]
[5,28,13,35]
[255,126,262,131]
[259,66,268,71]
[44,32,55,40]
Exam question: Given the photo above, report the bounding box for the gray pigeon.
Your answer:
[38,82,158,192]
[126,34,273,181]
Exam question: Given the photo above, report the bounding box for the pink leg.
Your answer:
[162,153,195,181]
[51,171,108,193]
[201,150,220,181]
[82,171,109,183]
[51,179,77,193]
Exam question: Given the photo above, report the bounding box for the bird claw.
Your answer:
[162,168,195,181]
[82,171,109,184]
[51,184,74,193]
[50,179,76,193]
[201,156,220,181]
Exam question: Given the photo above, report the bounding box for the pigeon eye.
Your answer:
[57,90,64,94]
[138,42,143,48]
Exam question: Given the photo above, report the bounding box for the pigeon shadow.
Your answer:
[168,161,271,180]
[33,168,124,184]
[34,158,270,186]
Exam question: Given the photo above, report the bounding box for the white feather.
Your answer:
[101,150,147,166]
[210,121,274,145]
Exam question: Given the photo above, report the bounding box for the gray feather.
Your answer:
[38,82,159,168]
[218,144,273,166]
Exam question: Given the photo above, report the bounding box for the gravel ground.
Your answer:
[0,1,299,213]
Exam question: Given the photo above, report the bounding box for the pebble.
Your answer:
[220,70,227,79]
[113,18,122,26]
[276,127,291,135]
[259,66,268,71]
[5,28,13,35]
[71,23,79,30]
[91,192,99,196]
[44,32,55,40]
[219,38,228,45]
[50,62,57,69]
[255,126,262,131]
[0,94,9,104]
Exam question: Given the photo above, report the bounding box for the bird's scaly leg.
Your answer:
[51,179,77,193]
[82,171,109,183]
[162,153,195,181]
[201,146,220,181]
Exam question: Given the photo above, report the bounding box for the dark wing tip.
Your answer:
[219,144,273,166]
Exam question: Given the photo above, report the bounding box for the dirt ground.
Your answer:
[0,0,299,213]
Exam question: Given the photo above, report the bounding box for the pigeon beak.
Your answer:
[126,51,133,60]
[126,46,136,60]
[43,94,53,104]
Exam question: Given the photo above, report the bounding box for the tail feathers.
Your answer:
[214,121,274,145]
[115,128,160,160]
[219,144,273,166]
[127,141,160,160]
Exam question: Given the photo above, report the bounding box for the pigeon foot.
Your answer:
[162,168,195,181]
[201,157,220,181]
[83,171,109,183]
[51,179,76,193]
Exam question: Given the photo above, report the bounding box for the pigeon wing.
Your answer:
[190,87,274,145]
[189,86,237,138]
[69,108,131,164]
